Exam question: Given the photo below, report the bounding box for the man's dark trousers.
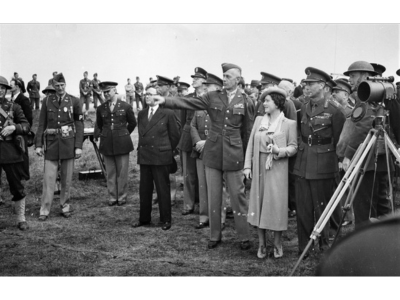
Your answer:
[139,164,171,224]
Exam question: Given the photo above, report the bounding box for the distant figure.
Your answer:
[91,73,103,109]
[125,78,135,107]
[48,71,58,87]
[27,74,41,110]
[134,77,144,111]
[79,71,92,113]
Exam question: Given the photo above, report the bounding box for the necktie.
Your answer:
[59,97,62,105]
[149,108,154,121]
[111,102,114,111]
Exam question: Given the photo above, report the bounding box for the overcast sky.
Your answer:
[0,24,398,96]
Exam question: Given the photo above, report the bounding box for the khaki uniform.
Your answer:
[96,100,136,205]
[165,89,254,242]
[35,93,84,216]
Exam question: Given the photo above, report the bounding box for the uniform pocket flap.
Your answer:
[116,110,126,116]
[159,145,172,151]
[314,118,331,126]
[230,136,242,145]
[211,103,223,111]
[317,144,334,153]
[233,108,245,115]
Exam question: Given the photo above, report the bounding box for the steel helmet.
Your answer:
[0,76,11,89]
[343,61,378,76]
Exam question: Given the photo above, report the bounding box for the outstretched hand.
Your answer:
[149,95,166,106]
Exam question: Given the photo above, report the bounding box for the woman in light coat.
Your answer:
[244,87,298,259]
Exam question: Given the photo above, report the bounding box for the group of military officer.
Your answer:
[1,59,400,257]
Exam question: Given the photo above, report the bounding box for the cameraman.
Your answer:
[337,61,400,228]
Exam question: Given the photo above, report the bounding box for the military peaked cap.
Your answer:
[191,67,208,79]
[53,73,66,83]
[99,81,118,91]
[303,67,331,83]
[222,63,242,73]
[333,79,352,94]
[156,75,174,86]
[250,80,260,87]
[260,72,281,85]
[281,78,293,83]
[204,73,223,87]
[177,82,190,91]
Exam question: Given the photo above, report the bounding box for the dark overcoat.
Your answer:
[14,93,33,126]
[137,107,180,166]
[96,100,136,156]
[35,93,84,160]
[178,92,197,152]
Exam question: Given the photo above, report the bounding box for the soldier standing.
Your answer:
[91,73,103,109]
[151,63,254,250]
[27,74,41,110]
[125,79,135,107]
[35,73,84,220]
[337,61,400,228]
[134,77,144,111]
[0,76,31,230]
[95,82,136,206]
[79,71,92,114]
[293,67,345,256]
[179,67,208,215]
[190,73,227,229]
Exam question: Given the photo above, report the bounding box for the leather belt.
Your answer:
[302,135,332,146]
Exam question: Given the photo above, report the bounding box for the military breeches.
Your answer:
[139,164,171,223]
[1,162,26,201]
[104,154,129,205]
[40,159,74,216]
[182,151,198,211]
[196,159,226,224]
[295,177,335,252]
[353,171,392,229]
[205,166,249,242]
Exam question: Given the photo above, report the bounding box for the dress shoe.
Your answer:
[257,245,267,259]
[195,222,209,229]
[207,240,221,249]
[38,215,48,221]
[117,201,126,206]
[181,209,194,216]
[161,222,171,230]
[108,201,117,206]
[61,212,72,218]
[240,240,251,250]
[274,245,283,258]
[17,221,29,231]
[132,221,152,228]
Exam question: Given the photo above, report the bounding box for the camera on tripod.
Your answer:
[358,76,397,103]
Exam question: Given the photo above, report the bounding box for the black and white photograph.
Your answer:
[1,1,399,298]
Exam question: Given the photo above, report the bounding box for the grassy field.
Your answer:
[0,106,398,276]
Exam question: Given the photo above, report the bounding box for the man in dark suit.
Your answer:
[132,78,180,231]
[27,74,41,110]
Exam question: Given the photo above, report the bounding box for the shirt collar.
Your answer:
[227,88,238,97]
[148,104,159,115]
[12,92,20,101]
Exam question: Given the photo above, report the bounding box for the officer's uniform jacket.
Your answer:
[137,107,180,165]
[336,92,400,172]
[79,78,91,97]
[178,92,198,152]
[190,110,210,159]
[35,93,84,161]
[293,96,345,180]
[0,99,30,164]
[27,80,41,99]
[165,89,255,171]
[96,100,136,156]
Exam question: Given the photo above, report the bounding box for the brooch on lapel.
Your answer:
[234,103,244,108]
